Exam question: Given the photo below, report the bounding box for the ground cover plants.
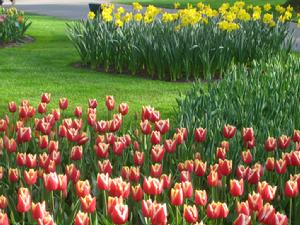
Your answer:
[68,2,295,81]
[0,7,31,45]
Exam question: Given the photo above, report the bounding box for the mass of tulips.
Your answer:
[68,1,296,81]
[0,93,299,225]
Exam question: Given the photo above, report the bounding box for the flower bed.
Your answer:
[0,94,299,224]
[68,2,294,81]
[0,7,31,45]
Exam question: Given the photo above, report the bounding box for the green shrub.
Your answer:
[0,7,31,43]
[67,3,293,81]
[176,55,300,159]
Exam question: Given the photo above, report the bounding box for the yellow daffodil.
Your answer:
[275,5,285,14]
[133,2,143,11]
[298,19,300,27]
[88,11,95,20]
[115,19,124,27]
[174,2,180,9]
[134,13,143,22]
[263,3,271,11]
[117,7,125,14]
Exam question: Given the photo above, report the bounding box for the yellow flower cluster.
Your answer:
[87,2,295,31]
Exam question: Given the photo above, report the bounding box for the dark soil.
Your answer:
[0,36,35,49]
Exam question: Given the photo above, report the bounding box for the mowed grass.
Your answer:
[114,0,287,9]
[0,15,191,124]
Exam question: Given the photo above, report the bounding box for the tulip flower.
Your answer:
[16,153,27,166]
[195,190,208,206]
[194,159,207,176]
[133,151,144,166]
[242,127,254,142]
[170,185,184,206]
[264,137,277,152]
[131,184,143,201]
[26,153,37,168]
[278,135,291,150]
[0,195,7,209]
[4,137,17,153]
[142,199,154,218]
[155,119,169,135]
[265,157,275,171]
[0,212,9,225]
[39,135,49,149]
[43,172,59,191]
[80,194,96,213]
[150,203,167,225]
[8,101,17,113]
[275,159,287,174]
[160,174,171,190]
[17,187,31,213]
[233,214,251,225]
[118,103,129,115]
[257,203,275,224]
[290,151,300,166]
[218,159,232,176]
[74,106,83,118]
[140,120,152,135]
[220,141,229,152]
[0,119,7,132]
[150,164,162,178]
[151,145,165,162]
[206,202,229,219]
[108,197,124,215]
[216,147,226,159]
[24,169,38,186]
[230,179,244,197]
[38,102,47,114]
[274,212,288,225]
[285,180,298,198]
[74,211,89,225]
[88,99,97,109]
[207,171,219,187]
[143,177,163,196]
[9,168,19,182]
[121,167,130,180]
[181,181,193,198]
[248,192,263,211]
[164,139,177,153]
[110,203,129,225]
[257,181,277,202]
[236,201,250,216]
[241,150,252,164]
[246,168,261,185]
[95,120,108,133]
[183,205,198,223]
[243,137,255,149]
[194,127,207,143]
[112,141,124,156]
[150,131,161,145]
[293,129,300,142]
[180,171,190,182]
[105,96,115,111]
[109,177,130,198]
[98,160,113,176]
[41,93,51,104]
[32,201,46,220]
[70,145,83,160]
[223,124,236,139]
[17,127,32,143]
[96,173,109,191]
[76,180,91,197]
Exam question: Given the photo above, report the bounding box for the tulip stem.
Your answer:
[51,191,55,214]
[103,190,107,216]
[22,213,25,225]
[289,198,292,225]
[176,206,179,225]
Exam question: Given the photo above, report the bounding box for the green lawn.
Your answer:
[114,0,287,9]
[0,15,191,124]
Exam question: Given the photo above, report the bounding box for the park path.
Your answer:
[2,0,300,51]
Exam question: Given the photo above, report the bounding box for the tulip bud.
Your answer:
[150,203,167,225]
[236,201,250,216]
[257,203,275,224]
[110,203,129,225]
[242,127,254,142]
[164,139,177,153]
[131,184,143,202]
[140,120,152,135]
[38,102,47,114]
[59,98,68,110]
[234,214,251,225]
[151,145,165,162]
[293,130,300,143]
[160,174,171,190]
[9,168,19,182]
[105,96,115,111]
[275,159,287,175]
[88,99,98,109]
[74,106,82,118]
[98,160,113,176]
[241,150,252,164]
[24,169,38,186]
[150,164,162,178]
[207,171,218,187]
[265,157,275,171]
[0,212,9,225]
[194,159,207,176]
[76,180,91,197]
[43,172,59,191]
[248,192,263,211]
[150,131,161,145]
[0,195,7,209]
[278,135,291,150]
[8,101,17,113]
[70,145,83,161]
[133,151,144,166]
[155,119,169,135]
